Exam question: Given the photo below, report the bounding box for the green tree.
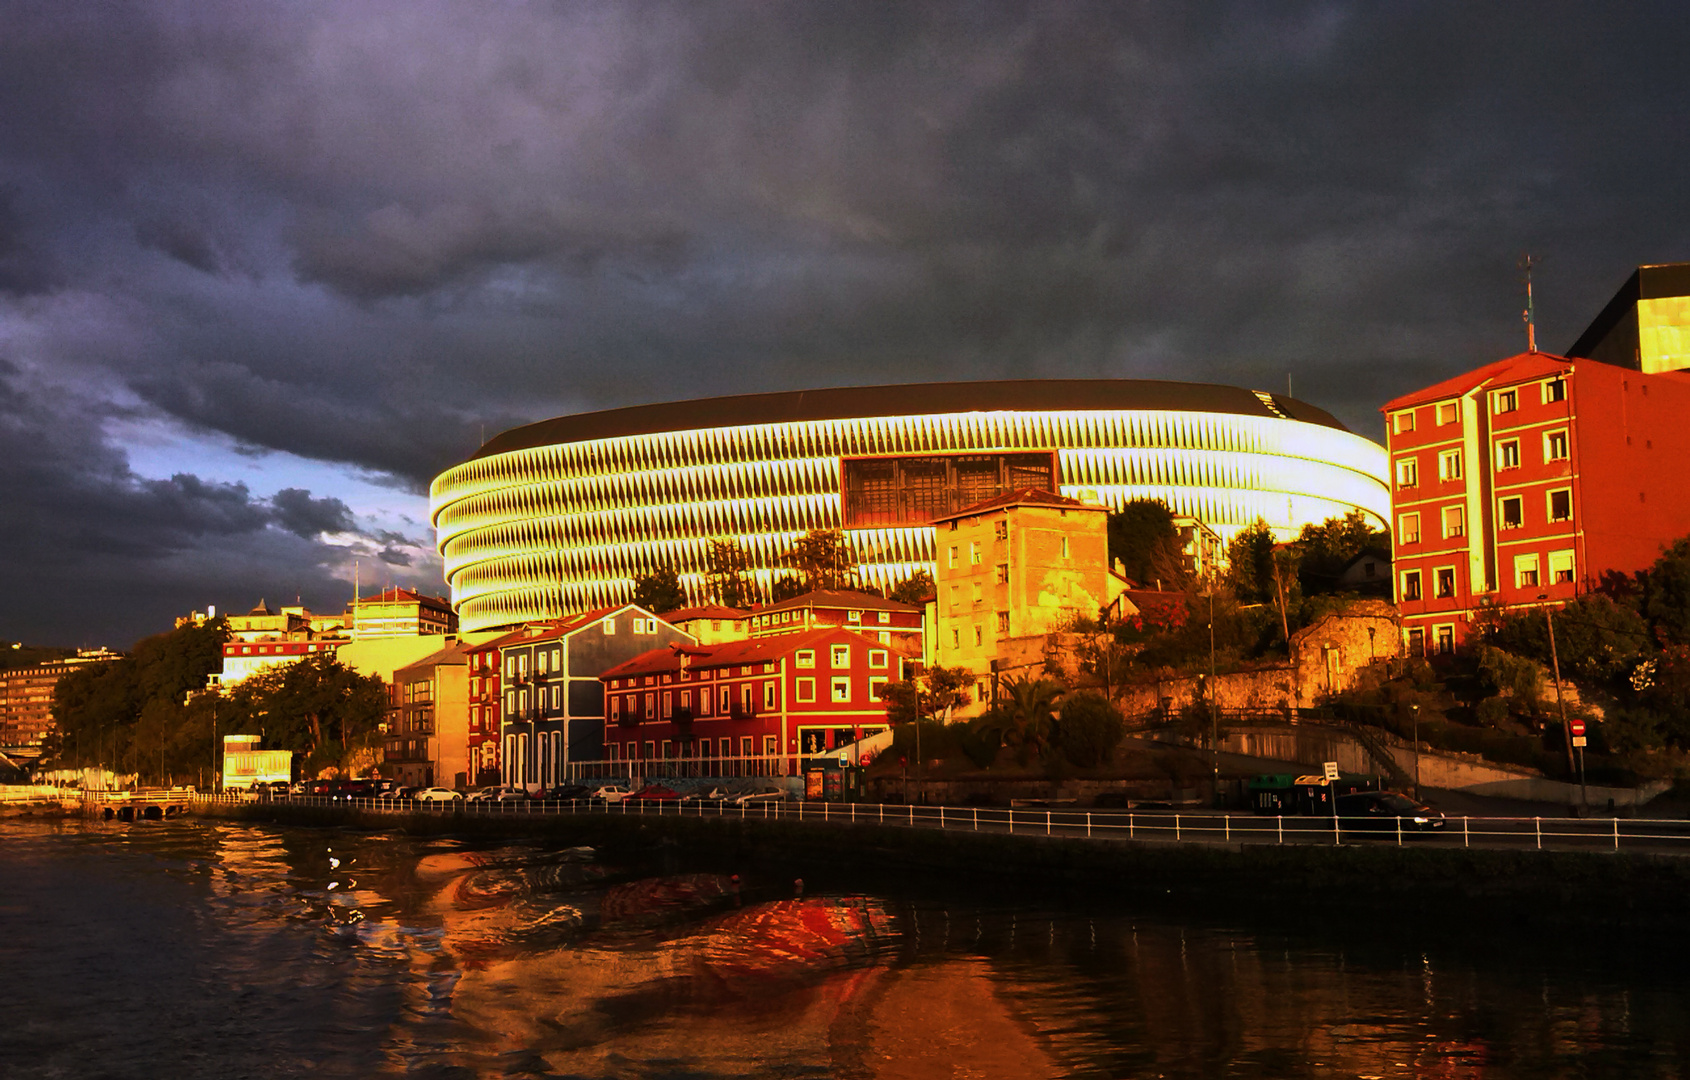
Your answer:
[1643,536,1690,646]
[1054,690,1124,768]
[875,665,974,725]
[705,537,753,608]
[888,570,935,605]
[632,566,688,613]
[1226,519,1276,604]
[224,654,387,775]
[786,528,859,592]
[1490,593,1649,684]
[1294,511,1388,595]
[1107,499,1187,588]
[982,675,1064,764]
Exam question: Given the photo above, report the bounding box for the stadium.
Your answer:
[430,380,1390,632]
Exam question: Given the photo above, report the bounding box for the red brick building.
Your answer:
[746,589,924,657]
[1383,351,1690,654]
[598,627,895,776]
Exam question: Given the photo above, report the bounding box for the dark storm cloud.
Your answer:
[269,487,355,540]
[3,1,1690,642]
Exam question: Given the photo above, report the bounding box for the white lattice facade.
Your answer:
[432,390,1389,632]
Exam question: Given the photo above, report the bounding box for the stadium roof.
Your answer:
[472,379,1350,460]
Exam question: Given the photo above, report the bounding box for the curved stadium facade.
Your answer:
[431,380,1390,632]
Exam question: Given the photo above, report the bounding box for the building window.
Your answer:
[741,736,755,758]
[796,649,815,668]
[971,581,982,605]
[1436,401,1459,426]
[1435,567,1456,599]
[643,693,656,720]
[868,649,888,669]
[831,677,850,703]
[796,677,815,703]
[948,585,960,613]
[869,676,888,701]
[1434,625,1455,655]
[1500,496,1524,529]
[1439,449,1462,481]
[1401,571,1422,602]
[1496,440,1520,469]
[1514,554,1541,588]
[719,687,731,713]
[831,644,850,667]
[947,546,957,568]
[1061,537,1071,558]
[969,542,981,565]
[763,681,777,709]
[996,611,1010,633]
[1547,488,1572,522]
[1406,628,1425,656]
[1544,429,1569,461]
[847,610,861,623]
[1494,388,1518,414]
[995,563,1009,584]
[1395,458,1418,489]
[1393,410,1415,434]
[973,625,983,646]
[949,628,960,648]
[994,519,1008,540]
[1549,549,1575,585]
[1442,505,1465,538]
[661,691,672,719]
[1543,378,1566,404]
[602,618,615,634]
[1398,513,1421,545]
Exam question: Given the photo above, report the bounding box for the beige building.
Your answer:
[660,604,751,646]
[931,488,1110,714]
[348,587,457,640]
[387,641,471,789]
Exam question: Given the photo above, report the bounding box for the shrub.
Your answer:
[1055,691,1125,768]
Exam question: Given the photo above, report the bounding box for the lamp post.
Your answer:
[1537,593,1583,808]
[1410,703,1420,799]
[1209,591,1219,807]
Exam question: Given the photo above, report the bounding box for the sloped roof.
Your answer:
[600,626,852,680]
[1381,353,1572,412]
[758,589,921,615]
[664,604,750,622]
[931,487,1103,523]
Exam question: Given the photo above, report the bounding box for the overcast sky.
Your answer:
[3,2,1687,648]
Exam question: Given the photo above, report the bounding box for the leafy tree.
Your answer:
[888,570,935,605]
[1643,536,1690,646]
[1054,690,1124,768]
[770,575,808,602]
[705,537,753,608]
[1226,519,1276,604]
[223,654,387,774]
[786,528,859,592]
[1107,499,1187,588]
[1294,511,1388,595]
[876,665,974,725]
[1489,593,1649,684]
[632,566,688,613]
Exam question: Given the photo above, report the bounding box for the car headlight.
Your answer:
[1413,816,1429,824]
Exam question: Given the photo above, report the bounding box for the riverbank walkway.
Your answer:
[197,792,1690,857]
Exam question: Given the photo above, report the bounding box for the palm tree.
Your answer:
[987,675,1065,764]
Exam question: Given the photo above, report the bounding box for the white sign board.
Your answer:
[1572,736,1588,748]
[1322,761,1340,782]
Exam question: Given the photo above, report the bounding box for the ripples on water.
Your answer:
[1,817,1686,1078]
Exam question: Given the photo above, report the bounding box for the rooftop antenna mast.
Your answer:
[1521,254,1537,353]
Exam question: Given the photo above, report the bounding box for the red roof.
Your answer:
[664,603,750,622]
[930,487,1102,523]
[1381,352,1573,412]
[460,605,675,653]
[758,589,921,615]
[352,586,452,607]
[600,627,853,680]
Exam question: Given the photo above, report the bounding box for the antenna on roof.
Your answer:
[1521,254,1538,353]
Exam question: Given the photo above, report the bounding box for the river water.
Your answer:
[3,817,1688,1079]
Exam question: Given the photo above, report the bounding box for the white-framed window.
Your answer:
[643,692,656,720]
[830,643,850,667]
[602,617,615,634]
[1396,457,1418,489]
[969,542,980,565]
[1500,496,1524,529]
[947,546,957,568]
[1438,449,1462,481]
[719,687,731,713]
[995,563,1009,584]
[1514,554,1541,588]
[1542,377,1566,404]
[741,736,754,758]
[1393,409,1416,434]
[1061,537,1071,558]
[869,675,888,700]
[1544,429,1569,461]
[1547,488,1572,522]
[661,691,672,719]
[1436,401,1459,426]
[994,519,1008,540]
[1406,627,1425,656]
[996,611,1009,633]
[847,610,861,623]
[1434,625,1455,655]
[1549,549,1575,585]
[830,677,850,703]
[1434,566,1456,599]
[878,631,891,644]
[1494,388,1518,414]
[948,585,959,613]
[949,628,960,648]
[795,649,815,668]
[1442,505,1465,538]
[795,677,816,703]
[1496,439,1520,469]
[763,681,777,710]
[1398,513,1421,545]
[868,649,888,669]
[1401,570,1422,602]
[878,611,890,624]
[971,581,982,604]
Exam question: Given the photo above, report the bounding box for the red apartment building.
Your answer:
[745,589,925,657]
[599,627,895,775]
[1383,351,1690,654]
[463,635,505,786]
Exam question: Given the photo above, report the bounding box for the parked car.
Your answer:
[590,784,633,804]
[1334,791,1446,833]
[732,788,788,807]
[466,785,520,803]
[627,784,682,802]
[491,788,534,803]
[542,784,590,802]
[413,787,463,803]
[679,786,730,804]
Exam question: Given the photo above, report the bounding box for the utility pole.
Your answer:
[1522,254,1538,353]
[1411,703,1420,799]
[1209,590,1219,807]
[1539,596,1582,809]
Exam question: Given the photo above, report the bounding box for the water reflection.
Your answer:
[2,818,1687,1079]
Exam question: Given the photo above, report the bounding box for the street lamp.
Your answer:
[1209,590,1219,807]
[1410,703,1420,799]
[1537,593,1586,810]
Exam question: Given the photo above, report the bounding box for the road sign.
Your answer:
[1569,719,1586,737]
[1573,736,1588,748]
[1322,761,1340,782]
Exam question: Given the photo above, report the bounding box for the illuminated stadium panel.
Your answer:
[431,381,1390,632]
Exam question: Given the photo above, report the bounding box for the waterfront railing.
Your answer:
[197,792,1690,855]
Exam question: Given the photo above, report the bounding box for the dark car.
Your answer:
[542,784,590,802]
[1335,791,1446,833]
[626,784,682,802]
